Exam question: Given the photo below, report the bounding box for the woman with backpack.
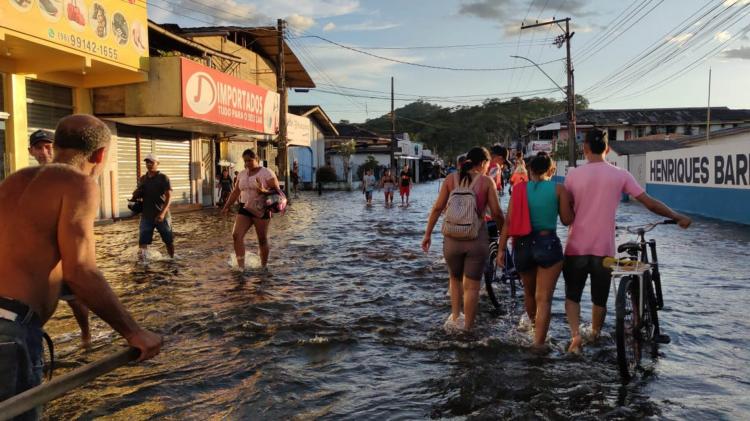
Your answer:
[422,147,505,332]
[497,153,574,351]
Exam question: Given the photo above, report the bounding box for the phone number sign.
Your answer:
[1,0,148,70]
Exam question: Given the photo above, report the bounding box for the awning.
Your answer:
[533,122,561,132]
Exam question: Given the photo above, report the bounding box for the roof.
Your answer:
[609,140,683,155]
[531,107,750,127]
[675,125,750,146]
[288,105,338,136]
[160,25,315,88]
[148,21,244,63]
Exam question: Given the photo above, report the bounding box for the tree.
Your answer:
[337,139,357,182]
[356,155,380,180]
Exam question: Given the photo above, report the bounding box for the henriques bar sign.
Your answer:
[647,143,750,188]
[181,58,280,135]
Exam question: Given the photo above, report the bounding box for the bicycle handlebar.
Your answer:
[616,220,677,234]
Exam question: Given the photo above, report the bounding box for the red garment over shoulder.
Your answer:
[508,182,532,237]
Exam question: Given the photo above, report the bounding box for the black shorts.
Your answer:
[563,255,613,307]
[515,232,564,272]
[238,203,270,220]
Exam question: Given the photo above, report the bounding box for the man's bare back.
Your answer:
[0,164,89,321]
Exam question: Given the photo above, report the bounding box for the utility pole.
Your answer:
[521,17,576,168]
[276,18,289,195]
[390,76,397,169]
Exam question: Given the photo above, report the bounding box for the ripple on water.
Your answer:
[41,183,750,419]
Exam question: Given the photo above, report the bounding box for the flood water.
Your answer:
[44,181,750,419]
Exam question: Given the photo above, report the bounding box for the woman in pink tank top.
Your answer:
[422,147,505,332]
[221,149,280,270]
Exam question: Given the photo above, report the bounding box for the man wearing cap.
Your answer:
[29,129,92,348]
[134,153,174,258]
[28,129,55,165]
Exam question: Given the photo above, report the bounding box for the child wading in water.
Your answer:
[362,169,376,206]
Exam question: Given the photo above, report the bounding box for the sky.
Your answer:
[150,0,750,124]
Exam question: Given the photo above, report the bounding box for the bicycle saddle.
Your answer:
[617,242,640,255]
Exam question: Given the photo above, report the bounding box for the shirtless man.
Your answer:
[28,129,92,348]
[0,115,162,417]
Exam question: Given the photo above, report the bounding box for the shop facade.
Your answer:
[1,0,149,217]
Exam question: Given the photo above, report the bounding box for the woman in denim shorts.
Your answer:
[498,153,573,350]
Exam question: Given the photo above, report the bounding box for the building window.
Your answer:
[666,126,676,134]
[684,125,693,135]
[608,129,617,141]
[624,130,632,140]
[636,127,645,138]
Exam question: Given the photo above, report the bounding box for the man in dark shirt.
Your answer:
[135,154,174,258]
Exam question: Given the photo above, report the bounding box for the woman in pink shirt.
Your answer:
[221,149,280,269]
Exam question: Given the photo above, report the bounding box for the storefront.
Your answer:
[97,56,281,215]
[0,0,149,188]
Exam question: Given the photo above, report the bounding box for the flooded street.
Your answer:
[44,181,750,419]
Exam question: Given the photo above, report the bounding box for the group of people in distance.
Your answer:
[423,130,692,353]
[361,164,413,207]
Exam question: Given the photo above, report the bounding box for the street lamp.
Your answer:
[512,54,577,168]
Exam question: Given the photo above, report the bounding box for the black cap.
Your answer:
[29,129,54,146]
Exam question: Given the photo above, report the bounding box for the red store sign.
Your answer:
[181,58,280,134]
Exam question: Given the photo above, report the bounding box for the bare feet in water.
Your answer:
[568,335,582,354]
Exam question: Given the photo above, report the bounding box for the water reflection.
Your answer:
[42,183,750,419]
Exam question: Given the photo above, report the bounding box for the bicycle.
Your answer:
[610,220,675,382]
[483,221,523,312]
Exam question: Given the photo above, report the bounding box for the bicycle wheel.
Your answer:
[641,272,660,357]
[484,256,502,311]
[615,276,642,382]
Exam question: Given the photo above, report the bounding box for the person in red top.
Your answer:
[486,145,508,196]
[399,164,413,207]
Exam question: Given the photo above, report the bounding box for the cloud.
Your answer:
[336,20,401,31]
[286,14,316,32]
[721,46,750,59]
[724,0,750,7]
[152,0,360,27]
[458,0,594,22]
[323,22,336,31]
[458,0,512,20]
[715,31,732,42]
[668,33,693,44]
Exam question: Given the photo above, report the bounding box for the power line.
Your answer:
[582,1,730,97]
[295,39,558,50]
[577,0,666,64]
[592,4,750,102]
[294,35,566,71]
[314,83,561,99]
[587,1,749,101]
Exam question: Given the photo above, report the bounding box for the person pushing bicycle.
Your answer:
[562,129,691,354]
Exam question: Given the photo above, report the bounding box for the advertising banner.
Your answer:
[287,113,310,147]
[529,141,552,154]
[181,58,280,135]
[0,0,148,70]
[647,143,750,190]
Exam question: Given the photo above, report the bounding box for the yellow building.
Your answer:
[1,0,149,216]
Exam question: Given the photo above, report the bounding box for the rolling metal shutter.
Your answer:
[289,146,313,183]
[26,80,73,132]
[116,133,138,216]
[151,139,192,205]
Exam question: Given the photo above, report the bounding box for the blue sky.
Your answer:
[151,0,750,123]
